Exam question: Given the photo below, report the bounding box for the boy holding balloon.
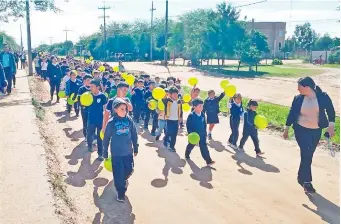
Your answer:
[186,98,215,166]
[65,71,82,116]
[78,75,93,138]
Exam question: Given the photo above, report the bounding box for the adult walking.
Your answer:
[0,44,17,95]
[47,56,63,103]
[20,52,27,70]
[283,77,335,193]
[0,62,7,95]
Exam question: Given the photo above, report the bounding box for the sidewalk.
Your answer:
[0,70,59,223]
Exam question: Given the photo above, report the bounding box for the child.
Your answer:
[105,75,114,95]
[228,93,244,148]
[155,86,168,141]
[78,75,92,138]
[163,87,182,152]
[40,58,48,81]
[144,81,158,134]
[103,98,138,203]
[60,68,71,91]
[132,80,145,123]
[143,74,150,88]
[185,98,215,166]
[155,76,161,87]
[86,79,107,156]
[203,90,225,140]
[65,71,82,116]
[238,100,264,156]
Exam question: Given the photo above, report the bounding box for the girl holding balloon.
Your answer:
[228,93,244,148]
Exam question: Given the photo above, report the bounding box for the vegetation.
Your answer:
[328,50,340,65]
[183,86,340,144]
[0,31,19,50]
[271,58,283,65]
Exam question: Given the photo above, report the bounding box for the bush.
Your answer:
[328,51,340,64]
[271,58,283,65]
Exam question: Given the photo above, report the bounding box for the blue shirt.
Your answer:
[2,53,10,68]
[87,93,107,125]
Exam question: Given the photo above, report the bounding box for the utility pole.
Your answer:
[48,37,53,45]
[99,2,110,60]
[25,0,33,76]
[150,1,156,61]
[20,24,23,51]
[164,0,169,66]
[63,27,71,42]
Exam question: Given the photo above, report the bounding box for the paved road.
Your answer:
[116,62,340,114]
[0,71,59,224]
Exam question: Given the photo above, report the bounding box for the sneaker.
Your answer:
[185,154,190,160]
[13,85,16,89]
[207,161,216,166]
[88,147,94,152]
[169,148,176,152]
[155,135,160,141]
[151,132,156,136]
[76,113,79,117]
[92,139,97,145]
[56,99,60,103]
[208,133,212,140]
[97,155,104,161]
[238,147,245,152]
[163,141,168,148]
[303,182,316,193]
[116,194,125,203]
[230,144,238,150]
[256,151,265,156]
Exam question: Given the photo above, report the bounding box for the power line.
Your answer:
[235,0,267,8]
[63,27,72,42]
[99,1,110,60]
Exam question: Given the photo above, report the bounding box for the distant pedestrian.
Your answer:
[0,44,16,94]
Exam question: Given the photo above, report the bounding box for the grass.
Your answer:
[183,86,340,145]
[197,65,324,78]
[322,64,340,68]
[31,97,45,121]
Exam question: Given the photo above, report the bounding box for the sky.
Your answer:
[0,0,340,48]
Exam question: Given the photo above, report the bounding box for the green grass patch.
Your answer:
[31,98,45,121]
[322,64,340,68]
[197,65,324,78]
[183,86,340,144]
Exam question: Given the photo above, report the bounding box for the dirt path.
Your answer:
[0,71,59,224]
[27,75,340,223]
[119,62,340,114]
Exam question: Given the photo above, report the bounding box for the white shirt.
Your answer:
[168,100,179,121]
[60,75,70,90]
[41,61,48,70]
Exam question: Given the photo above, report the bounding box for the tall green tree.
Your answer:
[313,33,334,50]
[294,23,317,51]
[0,31,19,50]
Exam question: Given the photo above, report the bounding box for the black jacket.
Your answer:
[286,93,335,129]
[203,93,225,116]
[186,111,207,137]
[243,109,257,131]
[47,63,63,81]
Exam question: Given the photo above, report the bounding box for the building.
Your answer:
[246,22,286,58]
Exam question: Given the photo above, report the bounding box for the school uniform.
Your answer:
[47,63,63,100]
[78,85,90,137]
[185,111,213,164]
[228,101,244,146]
[65,79,82,115]
[239,109,261,153]
[106,96,131,117]
[132,87,145,123]
[163,98,182,150]
[143,89,158,133]
[40,61,48,80]
[155,109,167,138]
[87,92,107,153]
[0,51,16,93]
[203,93,225,124]
[103,112,138,200]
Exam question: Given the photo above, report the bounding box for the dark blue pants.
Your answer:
[67,101,80,115]
[87,123,103,155]
[3,67,12,94]
[81,109,88,137]
[229,117,240,145]
[164,120,179,148]
[185,137,212,163]
[144,109,158,132]
[133,105,143,123]
[239,128,260,153]
[50,79,61,99]
[112,155,134,196]
[294,125,321,183]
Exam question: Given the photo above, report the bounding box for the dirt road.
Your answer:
[27,75,340,223]
[119,62,340,114]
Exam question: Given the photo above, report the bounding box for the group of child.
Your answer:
[39,55,264,203]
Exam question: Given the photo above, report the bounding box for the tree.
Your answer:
[0,31,20,50]
[168,22,185,64]
[252,31,269,53]
[240,45,261,71]
[294,23,317,51]
[0,0,61,22]
[282,37,296,53]
[313,33,334,50]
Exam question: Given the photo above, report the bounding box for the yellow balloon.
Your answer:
[126,74,135,86]
[104,157,112,172]
[183,94,191,103]
[80,92,93,106]
[100,130,104,140]
[255,115,268,130]
[57,90,66,98]
[67,97,74,105]
[113,66,119,72]
[152,87,166,100]
[188,77,198,87]
[85,59,91,64]
[158,100,165,110]
[148,99,157,110]
[182,103,191,112]
[220,80,230,89]
[89,56,93,61]
[69,93,78,103]
[224,84,237,97]
[121,73,128,80]
[104,92,109,98]
[99,65,105,72]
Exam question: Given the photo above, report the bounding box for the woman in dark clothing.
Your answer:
[47,56,63,102]
[283,77,335,193]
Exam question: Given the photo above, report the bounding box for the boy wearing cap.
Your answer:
[87,79,107,157]
[103,98,138,203]
[185,98,215,166]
